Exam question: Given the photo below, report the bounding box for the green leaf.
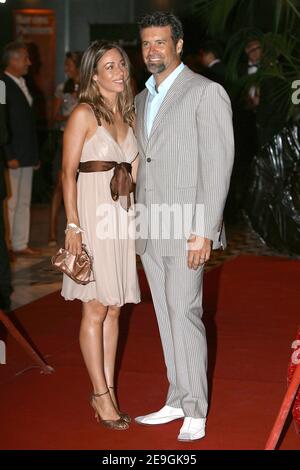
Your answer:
[274,0,283,32]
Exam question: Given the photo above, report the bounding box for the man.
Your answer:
[244,38,262,110]
[1,42,40,256]
[230,38,262,220]
[199,40,226,88]
[134,12,234,441]
[0,100,12,312]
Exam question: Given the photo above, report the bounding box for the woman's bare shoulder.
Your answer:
[68,103,96,128]
[73,102,95,118]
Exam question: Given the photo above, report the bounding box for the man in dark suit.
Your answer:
[0,101,12,312]
[198,41,227,89]
[228,38,262,220]
[1,41,40,256]
[238,38,288,146]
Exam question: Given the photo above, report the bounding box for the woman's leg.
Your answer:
[103,306,121,408]
[79,300,121,421]
[49,170,63,242]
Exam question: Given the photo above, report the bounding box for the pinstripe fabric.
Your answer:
[135,66,234,418]
[135,66,234,256]
[141,240,207,417]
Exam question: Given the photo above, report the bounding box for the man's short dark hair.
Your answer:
[200,41,223,60]
[2,41,27,68]
[245,37,261,47]
[138,11,183,45]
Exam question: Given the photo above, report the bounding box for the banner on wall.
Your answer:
[13,9,56,125]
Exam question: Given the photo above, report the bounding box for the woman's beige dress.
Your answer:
[61,125,141,307]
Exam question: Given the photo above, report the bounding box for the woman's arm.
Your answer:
[61,104,90,255]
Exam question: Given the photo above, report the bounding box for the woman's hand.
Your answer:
[65,230,82,256]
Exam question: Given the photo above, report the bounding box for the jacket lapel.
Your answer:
[136,89,148,153]
[148,66,193,141]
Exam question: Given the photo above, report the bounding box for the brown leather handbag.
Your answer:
[51,244,94,285]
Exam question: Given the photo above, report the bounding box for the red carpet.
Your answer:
[0,255,299,450]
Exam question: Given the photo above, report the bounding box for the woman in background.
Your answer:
[49,51,81,246]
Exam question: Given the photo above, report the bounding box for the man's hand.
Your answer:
[187,235,212,270]
[7,159,19,169]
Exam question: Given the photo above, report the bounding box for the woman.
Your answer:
[49,51,81,246]
[61,41,140,430]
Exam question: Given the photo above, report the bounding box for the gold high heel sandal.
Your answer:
[89,390,129,430]
[108,386,131,423]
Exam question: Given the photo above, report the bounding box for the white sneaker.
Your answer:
[177,417,206,441]
[135,405,184,425]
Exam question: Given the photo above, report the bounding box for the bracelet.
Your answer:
[65,222,84,235]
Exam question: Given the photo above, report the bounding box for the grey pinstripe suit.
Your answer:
[135,66,234,417]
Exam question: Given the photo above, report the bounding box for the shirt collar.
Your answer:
[146,62,185,96]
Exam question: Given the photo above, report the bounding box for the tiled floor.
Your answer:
[9,204,293,310]
[9,205,65,309]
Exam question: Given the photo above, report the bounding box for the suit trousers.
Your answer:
[141,239,208,418]
[7,167,33,251]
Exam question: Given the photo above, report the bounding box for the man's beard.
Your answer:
[146,61,166,74]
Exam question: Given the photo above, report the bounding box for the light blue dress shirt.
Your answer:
[145,62,185,137]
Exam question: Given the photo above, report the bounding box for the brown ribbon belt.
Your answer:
[78,160,133,211]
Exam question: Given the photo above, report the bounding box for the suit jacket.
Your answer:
[256,76,289,146]
[135,66,234,256]
[1,73,38,167]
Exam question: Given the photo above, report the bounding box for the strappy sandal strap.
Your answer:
[91,389,109,399]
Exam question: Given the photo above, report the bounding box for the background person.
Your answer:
[49,51,82,246]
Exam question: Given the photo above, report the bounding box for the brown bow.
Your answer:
[78,160,133,211]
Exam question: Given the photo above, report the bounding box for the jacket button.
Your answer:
[146,157,151,162]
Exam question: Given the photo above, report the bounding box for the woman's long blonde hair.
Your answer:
[78,41,134,126]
